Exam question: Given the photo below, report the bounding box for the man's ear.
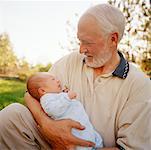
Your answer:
[38,87,46,96]
[110,32,118,46]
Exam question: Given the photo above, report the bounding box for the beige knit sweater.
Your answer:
[49,51,151,150]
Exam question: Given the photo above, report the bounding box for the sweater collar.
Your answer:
[112,51,129,79]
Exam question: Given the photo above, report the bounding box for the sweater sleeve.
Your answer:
[116,74,151,149]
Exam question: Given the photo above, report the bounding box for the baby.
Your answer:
[27,72,103,150]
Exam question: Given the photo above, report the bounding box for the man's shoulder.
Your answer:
[128,63,148,79]
[127,62,150,86]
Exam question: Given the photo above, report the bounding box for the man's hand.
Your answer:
[98,148,119,150]
[25,92,94,149]
[38,117,95,149]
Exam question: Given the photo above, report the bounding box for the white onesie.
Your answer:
[40,93,103,150]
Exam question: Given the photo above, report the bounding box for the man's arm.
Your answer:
[24,92,95,149]
[24,92,45,125]
[116,76,151,149]
[99,148,119,150]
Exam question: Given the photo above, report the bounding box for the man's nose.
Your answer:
[79,44,88,54]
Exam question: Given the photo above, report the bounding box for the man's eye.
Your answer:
[83,41,95,44]
[85,42,94,45]
[78,39,95,45]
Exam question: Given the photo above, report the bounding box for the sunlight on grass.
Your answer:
[0,79,26,110]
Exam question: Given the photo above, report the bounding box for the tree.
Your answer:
[0,33,18,75]
[59,13,80,52]
[33,63,52,72]
[17,58,31,81]
[108,0,151,77]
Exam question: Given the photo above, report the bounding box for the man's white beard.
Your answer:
[85,51,112,68]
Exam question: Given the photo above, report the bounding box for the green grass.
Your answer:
[0,78,26,110]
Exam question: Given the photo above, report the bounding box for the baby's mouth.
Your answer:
[58,84,62,89]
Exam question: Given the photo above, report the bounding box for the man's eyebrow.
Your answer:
[80,39,95,43]
[78,38,89,42]
[77,36,80,40]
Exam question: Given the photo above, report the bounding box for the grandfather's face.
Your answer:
[77,16,112,68]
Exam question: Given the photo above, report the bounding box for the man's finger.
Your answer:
[70,135,95,147]
[70,121,85,130]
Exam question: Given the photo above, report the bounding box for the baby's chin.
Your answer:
[58,88,62,93]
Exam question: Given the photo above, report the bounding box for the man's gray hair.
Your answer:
[80,4,125,42]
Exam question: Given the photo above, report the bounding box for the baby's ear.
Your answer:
[38,87,46,96]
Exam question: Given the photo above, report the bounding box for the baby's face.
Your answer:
[44,75,62,93]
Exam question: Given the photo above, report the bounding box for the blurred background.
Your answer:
[0,0,150,109]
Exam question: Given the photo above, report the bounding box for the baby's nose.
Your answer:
[57,80,60,83]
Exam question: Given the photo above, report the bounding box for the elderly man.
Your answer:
[0,4,151,150]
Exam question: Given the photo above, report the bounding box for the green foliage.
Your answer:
[108,0,150,61]
[0,33,18,74]
[34,63,52,72]
[140,56,151,78]
[0,79,26,110]
[17,58,31,81]
[108,0,151,77]
[17,72,29,81]
[16,62,52,81]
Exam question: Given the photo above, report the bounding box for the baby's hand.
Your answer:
[68,91,77,99]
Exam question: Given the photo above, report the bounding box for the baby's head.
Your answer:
[27,72,62,100]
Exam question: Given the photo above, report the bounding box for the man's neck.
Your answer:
[93,52,120,79]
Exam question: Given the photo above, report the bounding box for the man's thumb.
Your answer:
[71,121,85,130]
